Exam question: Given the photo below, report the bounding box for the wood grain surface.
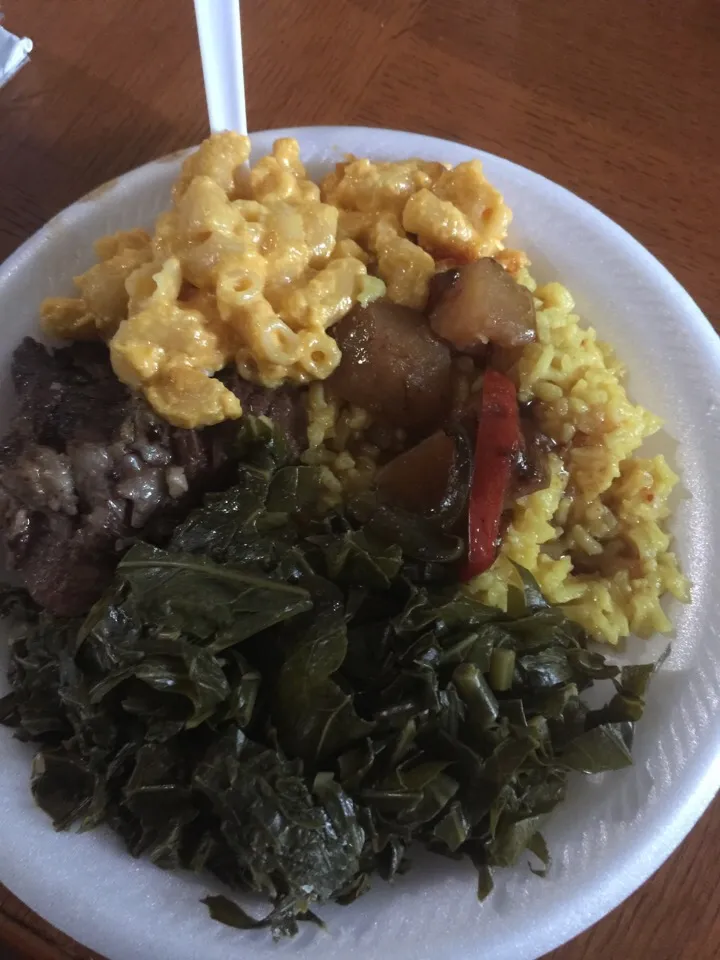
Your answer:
[0,0,718,958]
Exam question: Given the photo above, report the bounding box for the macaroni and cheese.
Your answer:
[41,133,511,428]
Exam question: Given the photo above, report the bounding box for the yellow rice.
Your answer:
[304,269,689,646]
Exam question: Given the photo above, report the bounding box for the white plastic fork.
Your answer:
[193,0,247,135]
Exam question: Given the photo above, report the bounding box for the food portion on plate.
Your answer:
[0,134,689,938]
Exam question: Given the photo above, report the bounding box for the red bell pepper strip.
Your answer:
[463,368,520,580]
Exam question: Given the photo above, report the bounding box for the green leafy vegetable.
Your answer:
[490,647,516,691]
[118,544,312,649]
[274,592,374,762]
[0,417,659,939]
[527,831,551,878]
[202,894,326,938]
[558,723,634,774]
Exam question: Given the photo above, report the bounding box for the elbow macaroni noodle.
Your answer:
[41,134,511,428]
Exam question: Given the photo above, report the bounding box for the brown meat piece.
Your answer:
[16,509,125,617]
[328,300,453,435]
[0,340,310,616]
[9,338,130,449]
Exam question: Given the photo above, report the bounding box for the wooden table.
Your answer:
[0,0,718,957]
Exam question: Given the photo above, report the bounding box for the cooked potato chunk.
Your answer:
[429,258,536,351]
[377,430,455,514]
[328,301,453,434]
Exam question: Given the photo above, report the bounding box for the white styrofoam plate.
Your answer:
[1,127,719,960]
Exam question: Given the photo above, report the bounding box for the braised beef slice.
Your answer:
[9,338,129,450]
[0,340,309,616]
[17,511,124,617]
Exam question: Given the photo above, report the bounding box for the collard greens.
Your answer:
[0,418,657,939]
